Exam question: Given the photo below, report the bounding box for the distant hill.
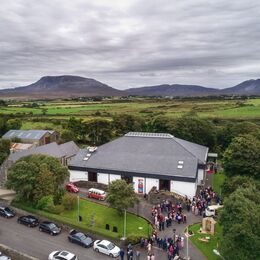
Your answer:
[221,79,260,95]
[0,76,259,99]
[0,75,123,99]
[125,84,220,97]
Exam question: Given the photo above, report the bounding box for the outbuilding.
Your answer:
[68,132,208,198]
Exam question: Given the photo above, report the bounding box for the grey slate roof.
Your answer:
[69,132,208,180]
[2,130,53,140]
[59,141,80,158]
[8,141,79,163]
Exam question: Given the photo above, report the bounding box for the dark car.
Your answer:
[17,215,39,227]
[0,207,15,218]
[68,229,93,248]
[39,221,61,235]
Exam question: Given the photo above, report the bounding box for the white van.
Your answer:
[205,205,223,217]
[87,188,106,200]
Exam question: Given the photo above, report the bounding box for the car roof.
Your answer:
[100,240,111,246]
[42,221,53,224]
[58,251,75,259]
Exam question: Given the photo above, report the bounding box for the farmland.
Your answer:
[1,98,260,120]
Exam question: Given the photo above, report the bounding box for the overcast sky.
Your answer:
[1,0,260,90]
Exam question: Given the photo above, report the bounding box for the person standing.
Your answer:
[135,250,141,260]
[147,242,152,254]
[119,248,125,260]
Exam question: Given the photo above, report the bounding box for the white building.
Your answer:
[68,132,208,198]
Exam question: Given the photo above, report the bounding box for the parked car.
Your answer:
[39,221,61,235]
[48,251,77,260]
[88,188,106,200]
[17,215,39,227]
[93,240,120,258]
[68,229,93,248]
[0,252,11,260]
[66,183,79,193]
[205,204,223,217]
[0,207,15,218]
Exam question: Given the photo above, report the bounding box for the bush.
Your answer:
[62,193,77,210]
[126,235,144,245]
[36,195,54,210]
[53,187,66,205]
[46,204,65,214]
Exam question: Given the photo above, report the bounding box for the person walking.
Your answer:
[147,242,152,254]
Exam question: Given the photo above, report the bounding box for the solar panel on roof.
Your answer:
[125,132,174,138]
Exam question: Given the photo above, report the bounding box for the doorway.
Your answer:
[159,179,170,191]
[88,172,97,182]
[122,175,133,184]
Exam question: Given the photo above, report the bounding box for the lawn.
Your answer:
[61,199,151,238]
[188,223,222,260]
[12,199,152,240]
[213,172,225,195]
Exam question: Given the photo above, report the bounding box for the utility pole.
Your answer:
[123,209,126,238]
[77,195,80,222]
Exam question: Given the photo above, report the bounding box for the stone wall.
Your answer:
[147,186,186,204]
[0,243,39,260]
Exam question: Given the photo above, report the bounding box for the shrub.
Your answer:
[46,204,65,214]
[53,187,66,205]
[61,193,77,210]
[36,195,54,210]
[126,235,144,245]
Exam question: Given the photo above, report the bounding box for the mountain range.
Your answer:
[0,75,259,99]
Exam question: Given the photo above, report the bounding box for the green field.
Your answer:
[189,223,222,260]
[1,98,260,120]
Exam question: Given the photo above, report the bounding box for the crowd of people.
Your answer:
[119,186,220,260]
[185,186,221,217]
[151,200,187,230]
[140,232,183,260]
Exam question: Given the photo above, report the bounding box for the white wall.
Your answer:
[133,177,145,194]
[97,173,109,185]
[69,170,88,182]
[197,169,204,185]
[145,178,159,194]
[170,180,196,198]
[109,174,121,182]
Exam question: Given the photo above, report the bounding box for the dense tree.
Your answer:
[217,122,260,150]
[219,185,260,259]
[222,135,260,179]
[85,119,113,145]
[113,114,146,136]
[221,175,260,198]
[0,118,7,137]
[0,139,10,165]
[60,129,77,143]
[7,154,69,202]
[67,117,87,142]
[170,114,217,149]
[150,116,173,133]
[107,179,138,213]
[33,164,55,202]
[6,118,22,130]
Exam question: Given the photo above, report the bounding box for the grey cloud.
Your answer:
[0,0,260,89]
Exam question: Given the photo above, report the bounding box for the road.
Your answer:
[0,215,166,260]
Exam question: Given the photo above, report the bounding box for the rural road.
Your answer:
[0,215,166,260]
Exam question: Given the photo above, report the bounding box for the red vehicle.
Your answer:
[66,183,79,193]
[87,188,106,200]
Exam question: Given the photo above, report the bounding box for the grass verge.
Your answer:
[213,172,225,195]
[188,223,222,260]
[12,199,152,240]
